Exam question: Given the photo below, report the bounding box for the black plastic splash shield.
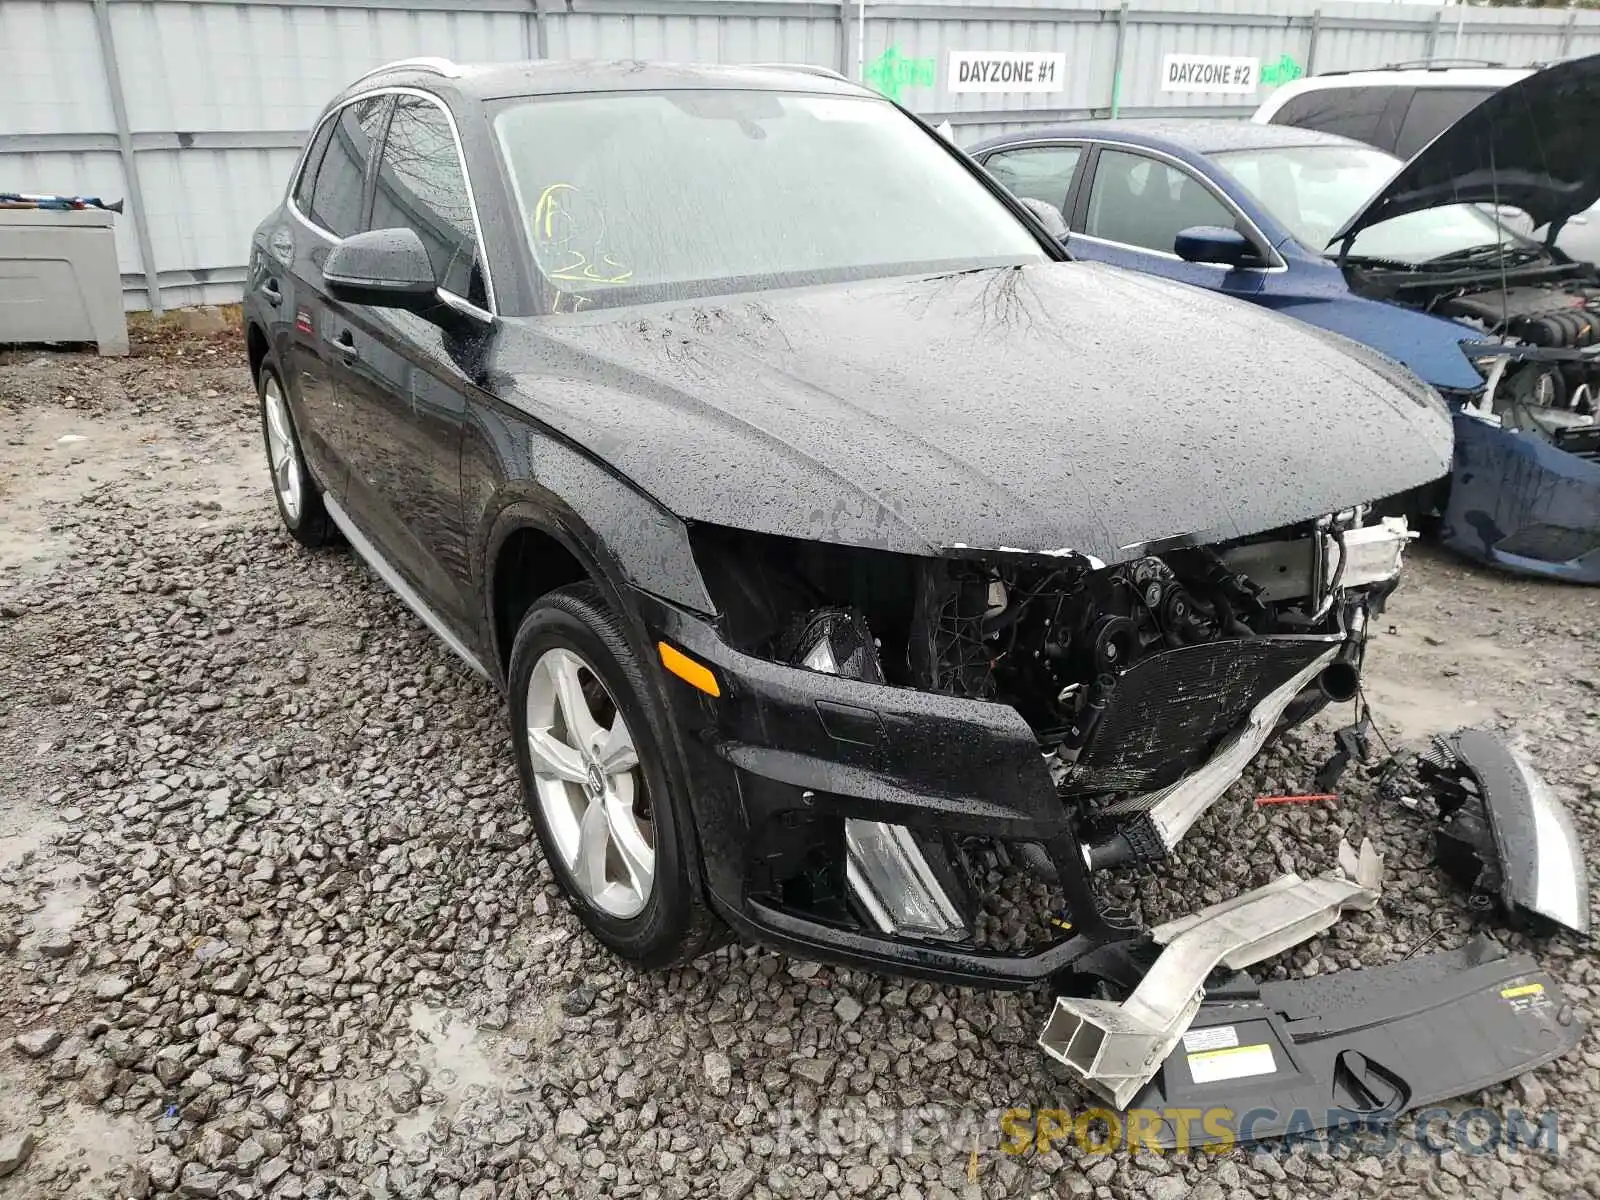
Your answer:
[1117,937,1582,1148]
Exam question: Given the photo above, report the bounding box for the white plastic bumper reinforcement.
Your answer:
[1039,838,1383,1109]
[1108,645,1342,853]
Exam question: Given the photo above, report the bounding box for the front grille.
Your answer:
[1494,523,1598,564]
[1062,637,1332,797]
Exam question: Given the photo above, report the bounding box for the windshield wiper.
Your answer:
[1424,243,1540,268]
[1337,253,1416,270]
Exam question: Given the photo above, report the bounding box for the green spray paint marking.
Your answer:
[865,45,935,102]
[1260,54,1304,87]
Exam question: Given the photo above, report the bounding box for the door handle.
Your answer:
[332,330,358,357]
[261,278,283,307]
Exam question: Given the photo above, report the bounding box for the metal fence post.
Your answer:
[1561,10,1577,59]
[90,0,162,314]
[1108,2,1129,118]
[1423,9,1442,63]
[838,0,852,79]
[1305,8,1321,78]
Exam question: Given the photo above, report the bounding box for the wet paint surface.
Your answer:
[492,262,1452,562]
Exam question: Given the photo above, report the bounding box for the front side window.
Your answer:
[1213,143,1517,264]
[492,90,1046,310]
[372,95,486,305]
[984,144,1083,213]
[309,96,389,239]
[1084,149,1234,254]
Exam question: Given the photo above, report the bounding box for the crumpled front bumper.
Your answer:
[1440,410,1600,583]
[632,588,1101,987]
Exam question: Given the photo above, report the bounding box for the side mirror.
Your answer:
[1016,196,1069,241]
[1174,225,1254,267]
[323,227,438,311]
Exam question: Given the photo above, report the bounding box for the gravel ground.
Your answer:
[1,334,1597,1200]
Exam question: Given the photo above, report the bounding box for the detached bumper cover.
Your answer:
[1116,936,1583,1147]
[1420,728,1591,935]
[1440,411,1600,584]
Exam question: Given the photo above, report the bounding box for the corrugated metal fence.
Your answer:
[2,0,1596,312]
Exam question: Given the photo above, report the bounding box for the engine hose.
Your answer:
[1308,529,1347,623]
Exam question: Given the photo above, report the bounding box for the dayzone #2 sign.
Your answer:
[1160,54,1259,94]
[948,51,1067,94]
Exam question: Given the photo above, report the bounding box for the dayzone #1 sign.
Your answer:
[1160,54,1259,94]
[949,51,1067,94]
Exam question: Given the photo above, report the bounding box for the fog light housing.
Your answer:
[844,819,967,940]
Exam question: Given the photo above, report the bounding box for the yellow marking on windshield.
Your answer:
[532,182,633,286]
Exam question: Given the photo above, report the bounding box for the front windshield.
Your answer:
[1213,144,1518,264]
[492,89,1046,311]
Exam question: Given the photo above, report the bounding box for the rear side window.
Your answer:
[371,95,486,305]
[1393,87,1496,159]
[309,96,390,239]
[293,119,335,213]
[1268,86,1410,153]
[983,144,1083,213]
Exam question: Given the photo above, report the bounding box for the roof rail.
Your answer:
[1378,58,1506,71]
[745,62,850,82]
[350,56,462,86]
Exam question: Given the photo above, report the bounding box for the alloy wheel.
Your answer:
[262,375,303,522]
[525,646,654,918]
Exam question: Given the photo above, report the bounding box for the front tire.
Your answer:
[258,362,334,547]
[508,583,723,968]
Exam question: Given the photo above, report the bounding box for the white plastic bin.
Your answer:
[0,208,130,356]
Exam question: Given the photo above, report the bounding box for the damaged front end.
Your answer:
[1343,263,1600,580]
[1329,50,1600,581]
[688,507,1406,949]
[643,505,1586,1121]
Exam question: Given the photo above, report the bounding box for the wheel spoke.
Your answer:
[551,651,602,745]
[266,394,290,446]
[526,726,589,784]
[604,780,654,898]
[576,799,611,898]
[596,716,638,776]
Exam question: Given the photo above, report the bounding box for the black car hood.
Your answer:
[1331,52,1600,246]
[498,263,1452,563]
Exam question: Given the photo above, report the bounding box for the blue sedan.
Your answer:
[970,117,1600,584]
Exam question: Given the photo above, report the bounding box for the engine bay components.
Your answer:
[1439,282,1600,349]
[1413,728,1592,934]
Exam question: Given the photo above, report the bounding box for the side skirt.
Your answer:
[323,494,490,681]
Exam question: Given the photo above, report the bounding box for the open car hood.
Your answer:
[1331,52,1600,247]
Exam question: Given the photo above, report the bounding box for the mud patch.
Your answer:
[0,404,265,575]
[0,1099,148,1196]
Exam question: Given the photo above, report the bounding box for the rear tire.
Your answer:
[258,361,335,547]
[508,582,726,968]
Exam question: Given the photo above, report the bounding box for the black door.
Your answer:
[335,92,492,644]
[285,94,392,501]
